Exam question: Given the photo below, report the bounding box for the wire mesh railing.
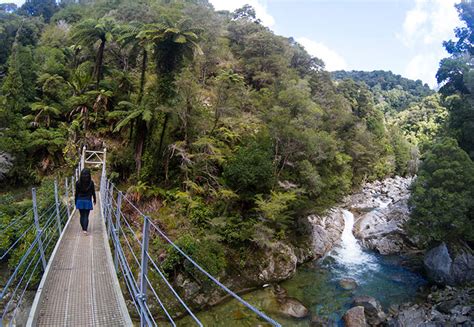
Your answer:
[1,145,281,327]
[0,176,76,327]
[99,171,281,326]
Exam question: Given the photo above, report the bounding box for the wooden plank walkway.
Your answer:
[27,195,133,326]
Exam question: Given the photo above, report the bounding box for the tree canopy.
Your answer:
[2,0,468,285]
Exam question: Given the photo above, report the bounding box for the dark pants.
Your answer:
[79,209,90,231]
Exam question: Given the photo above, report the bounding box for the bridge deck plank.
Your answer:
[33,197,132,326]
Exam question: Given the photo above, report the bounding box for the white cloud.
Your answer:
[399,0,463,87]
[296,37,348,71]
[209,0,275,27]
[405,53,443,88]
[4,0,24,6]
[398,0,461,47]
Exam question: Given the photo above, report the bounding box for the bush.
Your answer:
[223,136,274,198]
[408,138,474,245]
[109,146,135,182]
[162,234,227,278]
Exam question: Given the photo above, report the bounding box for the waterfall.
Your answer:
[329,209,378,279]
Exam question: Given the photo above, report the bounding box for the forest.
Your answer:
[0,0,473,321]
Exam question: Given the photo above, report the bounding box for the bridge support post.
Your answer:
[100,149,107,217]
[32,188,47,270]
[54,180,63,235]
[139,216,150,327]
[65,178,71,218]
[102,179,109,220]
[114,191,123,272]
[80,146,86,171]
[107,184,114,239]
[102,148,107,172]
[71,175,75,202]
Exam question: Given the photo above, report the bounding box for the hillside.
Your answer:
[1,0,474,322]
[332,70,434,113]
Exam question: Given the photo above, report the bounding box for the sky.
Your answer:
[4,0,463,88]
[210,0,462,88]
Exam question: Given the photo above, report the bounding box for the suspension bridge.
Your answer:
[0,147,281,326]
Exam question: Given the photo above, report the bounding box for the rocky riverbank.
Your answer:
[387,285,474,326]
[341,285,474,327]
[348,176,420,255]
[167,175,473,324]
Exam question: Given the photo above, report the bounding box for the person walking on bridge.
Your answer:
[75,168,96,235]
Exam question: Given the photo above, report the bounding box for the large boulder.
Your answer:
[277,297,310,319]
[354,198,418,255]
[424,243,474,286]
[0,152,13,181]
[241,241,299,284]
[349,176,420,255]
[272,284,310,319]
[307,208,345,258]
[343,306,368,327]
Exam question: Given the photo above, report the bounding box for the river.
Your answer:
[178,209,426,326]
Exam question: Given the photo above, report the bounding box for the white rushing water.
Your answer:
[329,209,379,280]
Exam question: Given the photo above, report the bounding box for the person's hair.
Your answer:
[78,168,92,192]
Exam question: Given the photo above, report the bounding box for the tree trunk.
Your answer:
[94,39,106,88]
[129,119,134,143]
[131,49,147,146]
[138,49,147,104]
[157,112,170,158]
[134,119,147,176]
[83,109,88,132]
[184,98,192,146]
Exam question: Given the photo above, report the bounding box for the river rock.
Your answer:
[277,297,310,319]
[272,285,310,319]
[354,199,413,255]
[237,241,300,285]
[424,242,474,286]
[387,306,428,327]
[387,285,474,326]
[307,208,345,258]
[256,242,298,282]
[346,176,413,211]
[353,295,386,325]
[339,277,358,290]
[349,176,419,255]
[343,306,367,327]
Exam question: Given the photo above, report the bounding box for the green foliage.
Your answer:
[255,190,298,231]
[436,1,474,159]
[19,0,58,22]
[403,3,474,247]
[162,234,226,277]
[332,70,433,112]
[408,138,474,245]
[388,126,413,176]
[188,199,214,228]
[223,135,274,197]
[390,94,448,149]
[0,0,438,283]
[2,43,37,112]
[109,145,135,181]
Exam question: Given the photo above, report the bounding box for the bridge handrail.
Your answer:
[0,174,77,327]
[100,167,281,326]
[1,145,281,326]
